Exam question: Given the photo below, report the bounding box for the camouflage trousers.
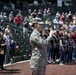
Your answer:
[32,66,46,75]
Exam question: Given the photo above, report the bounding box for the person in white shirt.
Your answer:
[3,12,7,21]
[11,3,15,10]
[56,11,60,19]
[9,11,14,22]
[5,25,11,35]
[0,12,3,21]
[69,22,74,31]
[53,16,59,29]
[3,30,10,64]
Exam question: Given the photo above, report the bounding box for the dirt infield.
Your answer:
[0,61,76,75]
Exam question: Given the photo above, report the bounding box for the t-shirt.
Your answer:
[69,25,74,31]
[72,33,76,43]
[14,17,21,25]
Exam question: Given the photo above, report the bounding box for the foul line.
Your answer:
[4,60,30,67]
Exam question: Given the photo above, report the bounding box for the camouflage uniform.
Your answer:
[30,29,52,75]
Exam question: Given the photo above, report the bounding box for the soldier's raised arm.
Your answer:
[30,29,53,46]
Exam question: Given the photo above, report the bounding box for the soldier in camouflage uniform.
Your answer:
[30,20,53,75]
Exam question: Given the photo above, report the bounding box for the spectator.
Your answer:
[56,11,60,19]
[68,11,72,21]
[69,22,74,31]
[60,12,65,22]
[45,18,52,27]
[9,11,14,22]
[58,19,64,28]
[29,13,34,20]
[3,31,10,64]
[9,35,16,64]
[47,8,51,16]
[11,3,15,10]
[32,9,37,18]
[0,32,7,70]
[38,9,42,18]
[65,12,69,22]
[72,31,76,61]
[67,33,75,63]
[14,14,22,26]
[22,17,28,28]
[43,9,47,18]
[0,12,3,22]
[5,25,11,35]
[53,16,59,29]
[73,17,76,25]
[28,9,32,16]
[3,4,8,10]
[3,12,7,22]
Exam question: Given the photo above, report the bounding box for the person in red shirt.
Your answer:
[72,31,76,61]
[60,12,65,22]
[72,32,76,43]
[14,14,21,26]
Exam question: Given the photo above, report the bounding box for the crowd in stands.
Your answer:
[0,7,76,70]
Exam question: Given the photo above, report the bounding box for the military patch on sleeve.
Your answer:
[34,35,39,42]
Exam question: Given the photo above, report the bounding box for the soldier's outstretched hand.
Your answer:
[49,29,53,37]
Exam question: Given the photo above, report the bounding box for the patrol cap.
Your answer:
[34,17,42,21]
[32,21,44,27]
[34,17,44,25]
[37,21,44,25]
[31,18,44,27]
